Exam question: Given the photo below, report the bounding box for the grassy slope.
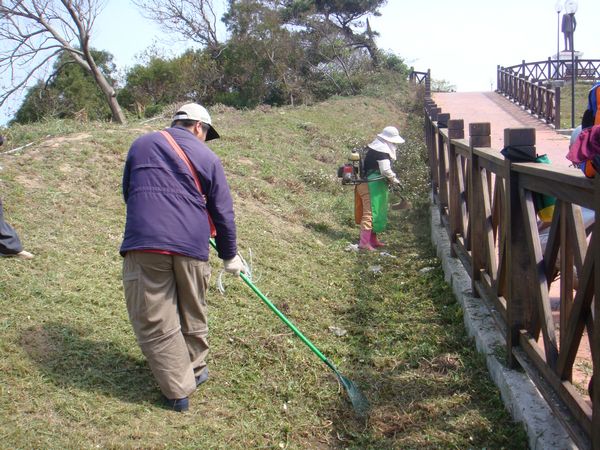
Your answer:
[0,93,527,448]
[560,80,597,128]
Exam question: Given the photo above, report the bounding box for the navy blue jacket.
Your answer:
[120,126,237,261]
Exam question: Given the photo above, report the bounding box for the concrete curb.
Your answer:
[429,205,577,450]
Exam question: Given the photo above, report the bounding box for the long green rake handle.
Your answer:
[209,239,336,372]
[210,239,369,418]
[239,271,338,372]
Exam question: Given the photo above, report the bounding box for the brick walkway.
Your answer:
[433,91,573,168]
[431,91,592,399]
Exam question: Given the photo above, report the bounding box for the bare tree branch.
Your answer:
[0,0,126,123]
[132,0,221,53]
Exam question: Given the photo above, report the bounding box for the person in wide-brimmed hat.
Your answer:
[354,126,405,250]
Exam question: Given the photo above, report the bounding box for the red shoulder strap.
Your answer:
[160,130,217,237]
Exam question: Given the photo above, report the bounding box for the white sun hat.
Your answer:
[172,103,220,141]
[377,126,405,144]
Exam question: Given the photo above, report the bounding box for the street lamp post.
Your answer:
[564,0,578,128]
[554,1,562,79]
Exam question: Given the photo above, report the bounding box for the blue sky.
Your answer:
[1,0,598,124]
[371,0,598,91]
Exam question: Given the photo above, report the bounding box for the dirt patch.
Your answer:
[418,353,463,374]
[14,173,43,189]
[124,126,156,134]
[238,157,255,166]
[369,405,414,438]
[42,133,93,149]
[20,325,57,363]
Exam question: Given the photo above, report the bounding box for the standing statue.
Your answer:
[561,11,576,51]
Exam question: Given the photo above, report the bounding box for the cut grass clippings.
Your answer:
[0,92,527,448]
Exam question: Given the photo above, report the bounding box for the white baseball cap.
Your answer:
[172,103,220,141]
[377,126,405,144]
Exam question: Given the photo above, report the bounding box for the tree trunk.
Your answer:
[365,18,379,67]
[91,65,126,124]
[75,50,127,124]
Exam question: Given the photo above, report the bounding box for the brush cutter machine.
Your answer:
[337,149,411,209]
[337,149,383,185]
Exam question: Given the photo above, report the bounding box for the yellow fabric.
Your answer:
[354,183,373,230]
[538,205,555,223]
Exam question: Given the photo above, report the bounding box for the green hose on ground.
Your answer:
[209,239,369,418]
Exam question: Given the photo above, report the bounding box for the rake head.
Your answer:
[336,371,370,419]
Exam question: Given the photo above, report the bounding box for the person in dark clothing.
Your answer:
[0,136,33,260]
[120,103,244,412]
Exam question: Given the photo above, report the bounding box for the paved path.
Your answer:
[431,91,591,446]
[433,92,573,168]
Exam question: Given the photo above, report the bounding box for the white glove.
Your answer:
[223,255,245,276]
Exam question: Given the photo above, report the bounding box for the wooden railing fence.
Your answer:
[496,58,600,129]
[501,58,600,83]
[409,67,430,98]
[423,96,600,449]
[497,67,561,129]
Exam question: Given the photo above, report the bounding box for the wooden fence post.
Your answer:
[428,107,441,198]
[448,119,465,257]
[437,113,450,219]
[497,65,500,92]
[469,123,491,298]
[437,113,450,129]
[505,128,537,368]
[424,103,436,192]
[448,119,464,140]
[554,86,562,129]
[469,123,491,148]
[425,69,431,98]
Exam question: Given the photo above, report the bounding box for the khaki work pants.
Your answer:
[356,182,373,230]
[123,251,211,399]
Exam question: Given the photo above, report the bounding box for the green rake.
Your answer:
[210,239,369,418]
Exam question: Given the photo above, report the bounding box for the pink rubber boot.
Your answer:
[370,232,385,248]
[358,230,375,251]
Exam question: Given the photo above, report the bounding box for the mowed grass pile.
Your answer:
[0,94,527,448]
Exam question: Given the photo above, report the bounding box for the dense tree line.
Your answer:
[13,0,408,124]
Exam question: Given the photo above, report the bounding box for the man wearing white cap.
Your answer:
[354,126,405,250]
[120,103,245,412]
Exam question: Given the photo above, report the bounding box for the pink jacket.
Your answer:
[566,125,600,164]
